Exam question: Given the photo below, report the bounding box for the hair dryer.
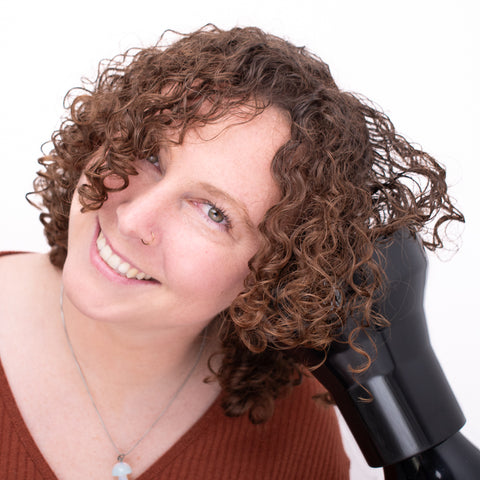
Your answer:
[296,229,480,479]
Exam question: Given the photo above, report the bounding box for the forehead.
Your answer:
[170,106,291,225]
[185,106,289,153]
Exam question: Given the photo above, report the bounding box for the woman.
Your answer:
[0,25,462,479]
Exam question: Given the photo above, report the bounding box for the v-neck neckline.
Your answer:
[0,357,222,479]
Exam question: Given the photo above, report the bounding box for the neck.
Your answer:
[59,285,211,395]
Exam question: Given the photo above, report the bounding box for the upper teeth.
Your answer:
[96,231,152,281]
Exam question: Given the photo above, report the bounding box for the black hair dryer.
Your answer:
[298,229,480,479]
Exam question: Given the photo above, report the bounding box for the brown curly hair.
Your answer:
[31,25,463,424]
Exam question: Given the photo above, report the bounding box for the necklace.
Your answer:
[60,284,206,479]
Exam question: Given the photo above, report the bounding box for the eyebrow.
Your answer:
[198,181,256,232]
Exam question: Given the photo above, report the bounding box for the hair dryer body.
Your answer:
[298,229,480,478]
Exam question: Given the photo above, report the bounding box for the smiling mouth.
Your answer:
[96,231,154,281]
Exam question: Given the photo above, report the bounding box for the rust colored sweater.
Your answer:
[0,359,349,479]
[0,249,349,478]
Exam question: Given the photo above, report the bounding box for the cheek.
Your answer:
[166,240,252,300]
[67,191,92,241]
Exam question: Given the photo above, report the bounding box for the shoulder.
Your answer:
[270,375,347,453]
[0,250,43,275]
[258,376,350,478]
[0,251,58,285]
[0,252,35,305]
[191,375,350,479]
[0,252,61,332]
[0,251,56,299]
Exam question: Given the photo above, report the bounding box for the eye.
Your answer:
[197,202,231,229]
[146,154,160,167]
[207,206,225,223]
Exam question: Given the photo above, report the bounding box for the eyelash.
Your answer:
[145,154,161,170]
[144,155,232,231]
[196,201,232,231]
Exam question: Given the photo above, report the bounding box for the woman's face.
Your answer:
[63,107,290,333]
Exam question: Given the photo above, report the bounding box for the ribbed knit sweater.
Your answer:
[0,357,349,479]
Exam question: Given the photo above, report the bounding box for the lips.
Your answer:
[96,230,153,281]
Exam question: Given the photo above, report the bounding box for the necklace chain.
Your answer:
[60,284,206,461]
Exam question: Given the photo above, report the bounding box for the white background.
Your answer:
[0,1,478,478]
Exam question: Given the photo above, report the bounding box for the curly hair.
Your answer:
[31,24,463,424]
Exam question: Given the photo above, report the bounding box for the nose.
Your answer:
[115,182,169,244]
